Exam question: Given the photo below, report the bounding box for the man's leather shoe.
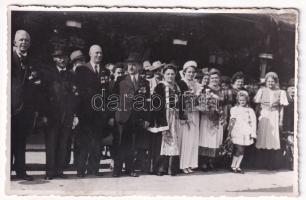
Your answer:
[112,172,121,177]
[57,173,68,179]
[129,171,139,177]
[44,175,53,180]
[16,174,34,181]
[170,171,177,176]
[77,172,86,178]
[94,172,104,176]
[123,170,131,175]
[156,172,164,176]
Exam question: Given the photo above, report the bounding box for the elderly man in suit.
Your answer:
[40,49,79,180]
[74,44,112,177]
[112,54,150,177]
[11,30,40,181]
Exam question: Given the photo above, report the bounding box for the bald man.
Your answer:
[11,30,36,181]
[89,45,103,70]
[74,44,110,177]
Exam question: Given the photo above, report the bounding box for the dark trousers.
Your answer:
[148,132,179,174]
[149,132,163,173]
[65,134,73,166]
[113,119,140,173]
[255,148,283,170]
[162,156,180,174]
[76,124,102,174]
[65,127,80,167]
[45,120,72,176]
[11,130,27,175]
[11,110,34,175]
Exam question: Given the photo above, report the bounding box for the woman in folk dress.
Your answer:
[148,64,183,176]
[177,62,201,174]
[198,68,226,171]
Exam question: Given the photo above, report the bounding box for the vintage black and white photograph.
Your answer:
[7,6,298,196]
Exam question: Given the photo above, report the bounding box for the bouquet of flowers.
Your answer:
[281,131,294,170]
[197,88,223,126]
[218,136,234,158]
[183,90,197,111]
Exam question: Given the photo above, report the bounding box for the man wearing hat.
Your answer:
[283,78,295,133]
[40,48,79,180]
[111,54,150,177]
[147,60,164,94]
[73,44,109,177]
[63,50,86,167]
[70,50,86,72]
[283,78,295,170]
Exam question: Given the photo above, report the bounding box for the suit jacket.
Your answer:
[114,74,150,124]
[40,65,78,126]
[11,49,39,116]
[75,62,111,127]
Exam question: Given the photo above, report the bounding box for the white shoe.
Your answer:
[187,168,194,173]
[183,169,189,174]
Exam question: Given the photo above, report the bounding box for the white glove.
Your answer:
[72,116,79,129]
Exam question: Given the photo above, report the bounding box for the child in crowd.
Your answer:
[228,91,257,173]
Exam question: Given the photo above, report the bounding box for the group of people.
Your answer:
[11,29,295,181]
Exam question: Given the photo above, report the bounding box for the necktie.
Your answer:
[19,55,26,70]
[95,65,99,75]
[132,75,137,89]
[59,69,66,77]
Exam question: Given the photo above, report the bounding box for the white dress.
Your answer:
[178,79,201,169]
[254,87,289,150]
[230,106,257,146]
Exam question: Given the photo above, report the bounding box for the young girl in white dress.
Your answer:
[228,90,257,173]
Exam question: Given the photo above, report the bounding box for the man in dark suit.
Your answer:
[64,50,85,167]
[11,30,39,181]
[112,54,150,177]
[40,49,79,180]
[74,44,111,177]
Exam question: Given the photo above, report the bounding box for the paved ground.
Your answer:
[9,169,296,196]
[7,135,298,196]
[7,151,297,196]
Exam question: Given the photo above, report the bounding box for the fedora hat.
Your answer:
[149,60,165,71]
[51,49,66,57]
[288,78,295,87]
[125,52,142,63]
[70,50,85,64]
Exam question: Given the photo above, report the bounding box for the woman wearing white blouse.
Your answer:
[177,64,201,174]
[254,72,288,170]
